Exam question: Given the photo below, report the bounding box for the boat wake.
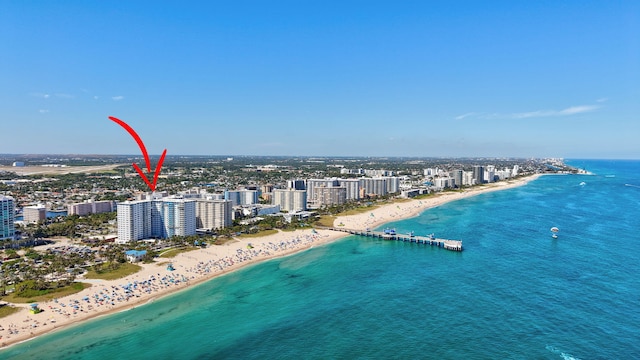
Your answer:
[625,184,640,189]
[546,345,582,360]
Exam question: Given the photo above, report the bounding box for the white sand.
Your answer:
[0,173,541,349]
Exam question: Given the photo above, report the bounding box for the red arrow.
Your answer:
[108,116,167,192]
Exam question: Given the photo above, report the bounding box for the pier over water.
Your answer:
[326,227,463,252]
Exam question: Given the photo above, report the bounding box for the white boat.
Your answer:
[550,227,559,238]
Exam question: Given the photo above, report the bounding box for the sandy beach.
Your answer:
[0,174,542,349]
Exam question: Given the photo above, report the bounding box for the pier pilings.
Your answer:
[326,227,463,251]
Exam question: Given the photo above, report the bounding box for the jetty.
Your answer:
[326,227,463,252]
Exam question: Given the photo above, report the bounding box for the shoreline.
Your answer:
[0,173,542,350]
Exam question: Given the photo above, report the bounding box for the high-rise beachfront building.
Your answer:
[359,178,388,197]
[195,199,232,230]
[484,165,496,183]
[117,198,196,243]
[23,205,46,223]
[224,190,259,206]
[384,177,400,194]
[162,198,196,238]
[272,189,307,212]
[451,170,464,188]
[338,179,360,200]
[117,200,151,243]
[0,195,15,241]
[306,179,340,208]
[434,177,453,189]
[473,166,485,185]
[307,176,399,204]
[311,186,346,207]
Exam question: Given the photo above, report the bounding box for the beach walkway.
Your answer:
[325,227,463,251]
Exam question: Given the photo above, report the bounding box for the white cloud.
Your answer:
[94,96,99,100]
[460,104,601,120]
[557,105,600,115]
[596,97,608,103]
[55,93,75,99]
[39,109,49,113]
[454,112,478,120]
[112,96,124,101]
[30,92,50,99]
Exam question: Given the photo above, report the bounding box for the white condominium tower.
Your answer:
[0,195,15,241]
[162,198,196,238]
[224,190,259,206]
[117,200,151,243]
[195,199,232,230]
[117,198,196,243]
[272,189,307,212]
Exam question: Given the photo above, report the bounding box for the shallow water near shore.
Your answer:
[3,159,640,359]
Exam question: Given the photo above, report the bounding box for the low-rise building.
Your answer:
[23,205,46,223]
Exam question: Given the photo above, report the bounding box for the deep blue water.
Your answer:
[2,160,639,359]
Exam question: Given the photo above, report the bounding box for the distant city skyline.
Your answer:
[2,2,639,159]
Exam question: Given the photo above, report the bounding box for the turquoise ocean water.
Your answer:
[2,159,639,359]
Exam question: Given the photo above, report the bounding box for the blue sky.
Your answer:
[1,1,639,158]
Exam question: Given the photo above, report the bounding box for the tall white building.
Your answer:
[272,189,307,212]
[311,186,346,207]
[162,199,196,238]
[0,195,15,241]
[384,177,400,194]
[117,198,196,243]
[117,200,151,243]
[338,179,360,200]
[359,178,388,196]
[484,165,496,183]
[473,166,485,185]
[450,170,464,188]
[306,179,340,208]
[196,199,232,230]
[225,190,259,206]
[434,177,453,189]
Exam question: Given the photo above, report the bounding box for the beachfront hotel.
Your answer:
[117,198,196,243]
[0,195,15,241]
